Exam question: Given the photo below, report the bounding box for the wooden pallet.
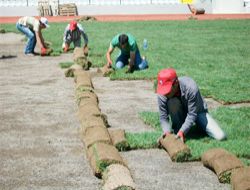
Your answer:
[59,3,78,16]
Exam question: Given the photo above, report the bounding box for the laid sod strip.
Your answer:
[102,164,136,190]
[159,134,191,162]
[108,129,129,151]
[202,148,244,183]
[138,107,250,163]
[138,112,161,131]
[231,167,250,190]
[73,47,91,70]
[87,142,126,178]
[126,131,161,150]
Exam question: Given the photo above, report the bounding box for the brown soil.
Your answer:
[1,14,250,24]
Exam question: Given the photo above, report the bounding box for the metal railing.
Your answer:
[0,0,180,7]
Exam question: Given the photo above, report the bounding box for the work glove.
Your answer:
[63,45,69,53]
[157,131,171,148]
[175,130,185,143]
[41,47,47,56]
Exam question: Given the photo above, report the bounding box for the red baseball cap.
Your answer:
[69,20,77,31]
[157,68,177,95]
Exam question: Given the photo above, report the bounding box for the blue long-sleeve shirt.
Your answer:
[63,23,88,45]
[157,76,208,134]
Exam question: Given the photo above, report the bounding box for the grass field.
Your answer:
[129,107,250,165]
[2,19,250,103]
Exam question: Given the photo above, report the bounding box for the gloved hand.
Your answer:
[63,44,69,52]
[157,131,171,147]
[41,47,47,56]
[176,130,185,142]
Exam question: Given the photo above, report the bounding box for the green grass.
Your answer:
[126,131,161,149]
[134,107,250,165]
[2,19,249,103]
[59,61,74,68]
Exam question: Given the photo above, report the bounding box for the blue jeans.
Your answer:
[16,23,36,54]
[167,97,226,140]
[115,49,148,70]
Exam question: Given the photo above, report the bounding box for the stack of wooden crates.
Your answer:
[59,3,78,16]
[38,0,52,16]
[38,0,78,16]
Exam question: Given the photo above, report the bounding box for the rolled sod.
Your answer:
[87,142,126,178]
[76,88,97,99]
[108,129,129,151]
[83,125,112,149]
[202,148,244,183]
[64,64,82,77]
[76,90,99,106]
[201,148,231,167]
[77,103,102,120]
[74,70,93,89]
[159,134,191,162]
[73,47,91,70]
[102,164,136,190]
[78,115,106,132]
[231,167,250,190]
[97,65,115,77]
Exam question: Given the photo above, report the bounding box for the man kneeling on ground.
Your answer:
[62,20,88,56]
[156,68,226,143]
[106,33,148,73]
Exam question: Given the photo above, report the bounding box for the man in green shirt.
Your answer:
[106,33,148,73]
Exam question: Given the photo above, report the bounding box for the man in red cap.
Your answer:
[62,20,88,55]
[156,68,226,142]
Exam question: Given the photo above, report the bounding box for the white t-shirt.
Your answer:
[18,16,40,32]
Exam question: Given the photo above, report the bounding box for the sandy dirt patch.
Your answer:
[0,33,100,190]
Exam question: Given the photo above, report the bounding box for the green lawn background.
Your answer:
[2,19,249,103]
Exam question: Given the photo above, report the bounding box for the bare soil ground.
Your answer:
[0,33,101,190]
[0,33,232,190]
[1,14,250,24]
